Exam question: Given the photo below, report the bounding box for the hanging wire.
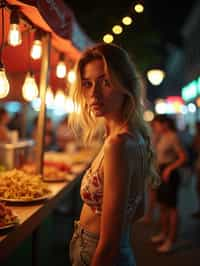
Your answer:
[0,0,6,62]
[28,29,32,73]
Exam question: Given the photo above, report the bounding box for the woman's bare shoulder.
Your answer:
[104,132,134,158]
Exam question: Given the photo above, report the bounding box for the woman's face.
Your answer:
[81,59,125,117]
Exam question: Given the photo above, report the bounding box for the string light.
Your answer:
[45,86,54,108]
[30,30,42,60]
[122,16,132,26]
[22,71,39,101]
[134,3,144,13]
[112,25,123,35]
[8,8,22,46]
[0,63,9,99]
[67,70,76,84]
[147,69,165,86]
[56,53,67,78]
[103,34,114,43]
[0,2,9,98]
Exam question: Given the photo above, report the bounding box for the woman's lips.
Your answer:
[90,102,103,108]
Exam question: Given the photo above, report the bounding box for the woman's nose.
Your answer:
[90,81,100,96]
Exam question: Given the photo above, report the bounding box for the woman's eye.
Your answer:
[82,80,92,88]
[101,78,110,87]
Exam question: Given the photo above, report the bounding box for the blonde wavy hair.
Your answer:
[69,43,159,187]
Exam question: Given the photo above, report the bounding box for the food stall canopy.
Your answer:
[0,0,93,102]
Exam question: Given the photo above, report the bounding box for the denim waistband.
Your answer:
[73,220,131,247]
[74,220,99,241]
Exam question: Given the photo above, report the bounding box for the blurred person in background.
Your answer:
[0,107,10,143]
[151,115,187,253]
[56,115,76,152]
[32,116,56,151]
[8,112,24,139]
[68,43,159,266]
[191,121,200,218]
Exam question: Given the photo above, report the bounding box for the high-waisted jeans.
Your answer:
[69,220,136,266]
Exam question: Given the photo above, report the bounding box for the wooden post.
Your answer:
[35,33,51,175]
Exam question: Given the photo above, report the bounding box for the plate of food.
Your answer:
[0,202,19,230]
[0,169,52,203]
[42,166,68,182]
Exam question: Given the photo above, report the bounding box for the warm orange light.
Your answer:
[103,34,114,43]
[112,25,123,35]
[122,16,132,26]
[134,3,144,13]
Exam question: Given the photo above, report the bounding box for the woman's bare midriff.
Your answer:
[79,204,101,235]
[79,203,133,235]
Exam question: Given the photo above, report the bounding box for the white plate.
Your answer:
[0,193,51,203]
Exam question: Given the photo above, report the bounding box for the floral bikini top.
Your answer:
[80,132,147,217]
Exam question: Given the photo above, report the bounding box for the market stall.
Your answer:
[0,0,95,264]
[0,145,100,264]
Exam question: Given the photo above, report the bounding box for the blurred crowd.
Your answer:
[0,107,77,153]
[141,114,200,253]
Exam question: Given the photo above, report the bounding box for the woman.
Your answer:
[69,43,159,266]
[151,115,187,253]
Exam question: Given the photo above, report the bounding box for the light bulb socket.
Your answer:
[34,29,42,41]
[29,70,34,77]
[0,60,4,69]
[59,53,65,62]
[10,8,20,24]
[0,0,6,8]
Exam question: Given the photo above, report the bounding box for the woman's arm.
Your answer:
[162,134,187,182]
[91,135,131,266]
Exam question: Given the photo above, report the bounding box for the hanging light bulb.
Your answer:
[0,61,10,99]
[67,69,76,84]
[45,86,54,108]
[122,16,132,26]
[30,30,42,59]
[56,53,66,78]
[112,25,123,35]
[147,69,166,86]
[103,34,114,43]
[8,9,22,47]
[22,71,39,101]
[133,1,144,13]
[54,89,66,108]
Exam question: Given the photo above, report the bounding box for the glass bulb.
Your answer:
[134,4,144,13]
[67,70,76,84]
[112,25,123,35]
[56,61,66,78]
[122,16,132,26]
[147,69,165,86]
[54,90,66,108]
[31,40,42,59]
[45,87,54,108]
[22,72,39,101]
[103,34,114,43]
[8,24,22,47]
[0,68,10,99]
